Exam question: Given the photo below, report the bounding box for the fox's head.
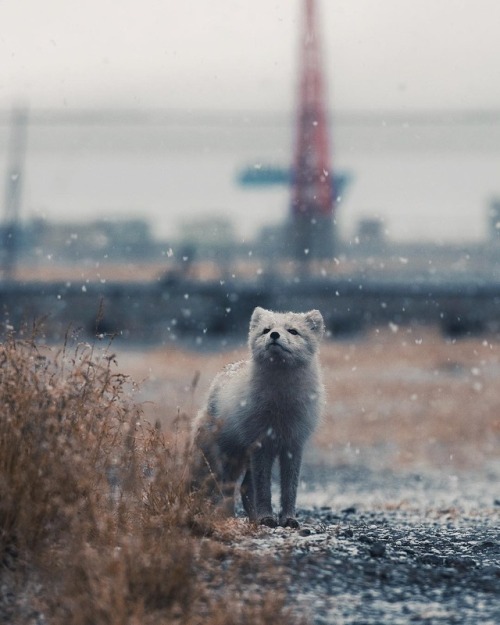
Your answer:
[248,307,325,367]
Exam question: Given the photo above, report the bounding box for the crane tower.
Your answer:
[290,0,335,259]
[237,0,347,260]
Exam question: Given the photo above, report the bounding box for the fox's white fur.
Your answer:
[191,306,325,528]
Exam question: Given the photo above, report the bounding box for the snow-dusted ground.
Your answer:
[229,460,500,625]
[298,459,500,512]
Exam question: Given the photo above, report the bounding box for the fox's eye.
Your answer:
[288,328,299,335]
[262,328,270,334]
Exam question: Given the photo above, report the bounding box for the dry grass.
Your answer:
[0,333,303,625]
[319,326,500,468]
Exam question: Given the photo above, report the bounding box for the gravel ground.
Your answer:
[230,461,500,625]
[115,336,500,624]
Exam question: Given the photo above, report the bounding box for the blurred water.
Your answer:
[1,113,500,244]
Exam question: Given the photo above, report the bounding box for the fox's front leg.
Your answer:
[278,444,303,528]
[250,444,277,527]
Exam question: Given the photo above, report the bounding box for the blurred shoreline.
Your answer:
[2,107,500,242]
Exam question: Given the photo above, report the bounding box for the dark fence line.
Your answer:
[1,276,500,344]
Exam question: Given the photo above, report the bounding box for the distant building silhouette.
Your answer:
[488,198,500,242]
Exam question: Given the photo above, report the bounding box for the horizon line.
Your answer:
[2,106,500,127]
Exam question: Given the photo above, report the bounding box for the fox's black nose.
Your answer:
[270,331,280,340]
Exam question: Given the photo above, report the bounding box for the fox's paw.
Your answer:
[279,516,300,529]
[259,516,278,528]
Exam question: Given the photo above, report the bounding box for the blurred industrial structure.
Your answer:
[488,199,500,242]
[3,3,500,342]
[289,0,335,259]
[238,0,346,260]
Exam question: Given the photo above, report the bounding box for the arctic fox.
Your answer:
[192,306,325,528]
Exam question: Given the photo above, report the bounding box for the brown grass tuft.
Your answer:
[0,334,303,625]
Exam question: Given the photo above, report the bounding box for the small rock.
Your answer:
[419,553,442,566]
[444,556,476,570]
[479,540,498,550]
[358,534,373,544]
[341,506,357,515]
[369,541,386,558]
[299,528,312,537]
[482,565,500,578]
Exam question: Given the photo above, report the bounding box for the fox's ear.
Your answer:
[305,310,325,336]
[250,306,268,329]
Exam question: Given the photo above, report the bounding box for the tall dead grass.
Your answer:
[0,333,300,625]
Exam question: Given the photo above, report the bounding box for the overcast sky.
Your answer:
[1,0,500,113]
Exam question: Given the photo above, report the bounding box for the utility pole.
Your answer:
[3,105,28,280]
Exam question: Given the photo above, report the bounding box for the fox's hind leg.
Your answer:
[240,468,256,520]
[219,458,245,517]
